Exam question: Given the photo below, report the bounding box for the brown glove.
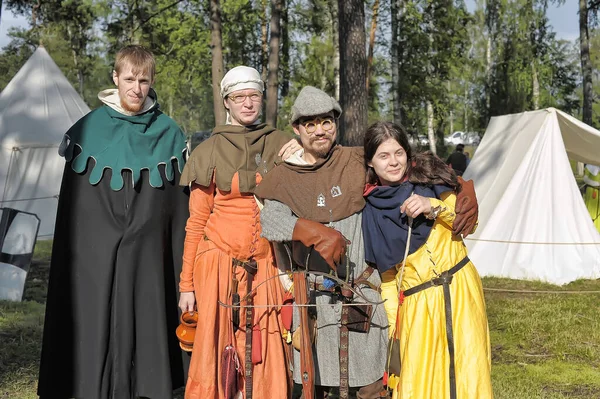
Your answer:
[292,218,347,270]
[454,176,479,237]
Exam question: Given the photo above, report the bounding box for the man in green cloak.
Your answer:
[38,45,189,399]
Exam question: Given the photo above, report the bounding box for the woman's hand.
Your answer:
[179,292,196,313]
[278,138,302,161]
[400,194,432,219]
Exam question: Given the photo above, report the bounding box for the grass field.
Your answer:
[1,240,599,398]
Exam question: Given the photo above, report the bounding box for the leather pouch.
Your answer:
[221,344,242,399]
[387,336,401,376]
[344,303,373,333]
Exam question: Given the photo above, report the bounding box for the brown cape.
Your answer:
[254,145,367,223]
[180,123,292,193]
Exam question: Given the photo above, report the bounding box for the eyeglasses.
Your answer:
[228,93,262,104]
[300,117,336,134]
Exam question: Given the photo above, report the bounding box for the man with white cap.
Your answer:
[177,66,300,399]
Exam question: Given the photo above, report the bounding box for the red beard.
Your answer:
[120,97,144,113]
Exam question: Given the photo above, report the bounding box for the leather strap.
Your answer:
[402,256,469,399]
[339,305,350,399]
[233,258,258,399]
[353,265,376,285]
[308,282,336,293]
[294,271,315,399]
[353,266,380,293]
[403,257,469,297]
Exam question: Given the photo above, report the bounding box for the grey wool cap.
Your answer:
[289,86,342,124]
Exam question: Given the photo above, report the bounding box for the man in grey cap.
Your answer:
[255,86,389,398]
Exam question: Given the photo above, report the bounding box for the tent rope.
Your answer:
[483,287,600,294]
[465,237,600,245]
[0,195,59,204]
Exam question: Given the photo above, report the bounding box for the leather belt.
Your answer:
[308,266,378,294]
[233,258,258,399]
[402,256,470,399]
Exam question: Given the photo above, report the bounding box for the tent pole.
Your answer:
[577,162,585,177]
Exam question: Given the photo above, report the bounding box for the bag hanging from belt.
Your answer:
[344,303,373,333]
[221,343,242,399]
[221,263,245,399]
[343,265,377,334]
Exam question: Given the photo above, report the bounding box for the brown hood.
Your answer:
[180,123,291,193]
[255,145,367,223]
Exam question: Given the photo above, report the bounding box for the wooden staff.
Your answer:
[293,271,315,399]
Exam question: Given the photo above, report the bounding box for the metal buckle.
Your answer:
[432,271,453,286]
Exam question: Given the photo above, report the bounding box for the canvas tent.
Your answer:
[0,46,90,239]
[463,108,600,285]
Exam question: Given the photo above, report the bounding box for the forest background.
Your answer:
[1,0,599,153]
[2,2,600,399]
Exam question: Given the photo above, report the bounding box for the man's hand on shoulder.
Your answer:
[278,138,302,161]
[454,176,478,237]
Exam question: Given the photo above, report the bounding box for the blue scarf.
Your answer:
[362,182,453,273]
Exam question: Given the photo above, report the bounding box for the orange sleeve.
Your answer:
[180,181,216,292]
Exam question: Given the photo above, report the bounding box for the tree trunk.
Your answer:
[485,34,491,113]
[338,0,367,146]
[427,100,436,155]
[261,0,269,82]
[391,0,401,124]
[532,61,539,110]
[529,0,540,111]
[67,26,85,97]
[366,0,380,92]
[280,0,290,98]
[580,0,593,126]
[265,0,282,127]
[32,0,41,27]
[463,86,468,132]
[210,0,226,125]
[328,0,340,100]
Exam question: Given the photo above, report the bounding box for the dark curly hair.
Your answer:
[363,121,458,189]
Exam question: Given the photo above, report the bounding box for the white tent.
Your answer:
[463,108,600,285]
[0,46,90,238]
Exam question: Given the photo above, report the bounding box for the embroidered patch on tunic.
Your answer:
[331,186,342,197]
[317,194,326,207]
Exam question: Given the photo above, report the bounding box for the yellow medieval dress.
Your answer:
[381,191,493,399]
[583,164,600,233]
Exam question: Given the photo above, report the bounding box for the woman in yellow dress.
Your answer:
[583,164,600,232]
[361,122,493,399]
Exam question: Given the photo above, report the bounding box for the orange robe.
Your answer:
[180,172,288,399]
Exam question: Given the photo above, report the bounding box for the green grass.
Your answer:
[0,300,45,398]
[0,241,50,398]
[1,243,599,398]
[483,276,600,399]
